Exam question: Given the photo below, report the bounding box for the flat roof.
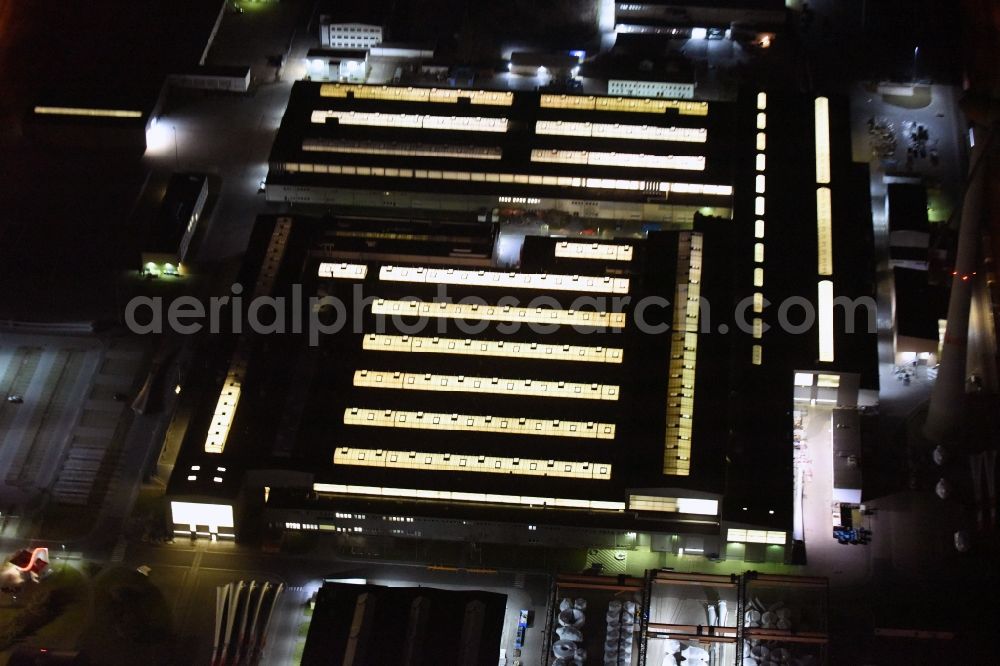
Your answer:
[716,90,877,525]
[307,48,369,60]
[591,56,696,85]
[146,173,207,254]
[887,182,929,233]
[170,87,875,542]
[267,81,733,208]
[893,267,948,340]
[29,0,225,115]
[832,408,861,492]
[509,52,579,69]
[0,148,149,319]
[168,213,748,532]
[302,582,506,666]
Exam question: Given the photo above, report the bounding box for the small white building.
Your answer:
[320,20,383,50]
[305,48,369,82]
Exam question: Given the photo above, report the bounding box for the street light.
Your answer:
[913,46,919,83]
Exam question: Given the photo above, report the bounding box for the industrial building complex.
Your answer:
[4,0,996,663]
[264,82,729,223]
[165,82,877,571]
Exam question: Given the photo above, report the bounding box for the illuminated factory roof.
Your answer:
[371,298,627,328]
[539,94,708,116]
[353,369,620,400]
[303,139,503,161]
[267,81,733,210]
[555,241,635,262]
[344,407,617,439]
[168,214,745,535]
[333,447,613,480]
[32,106,142,119]
[535,120,707,143]
[378,265,630,294]
[309,110,510,132]
[318,262,368,279]
[170,89,877,540]
[319,83,513,106]
[530,149,706,171]
[277,162,730,196]
[361,334,624,363]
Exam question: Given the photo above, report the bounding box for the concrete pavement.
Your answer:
[143,0,317,264]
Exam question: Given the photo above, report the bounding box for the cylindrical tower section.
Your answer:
[924,124,990,441]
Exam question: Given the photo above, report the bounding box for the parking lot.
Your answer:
[0,334,149,536]
[0,340,97,509]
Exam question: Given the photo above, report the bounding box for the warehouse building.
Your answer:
[301,582,506,666]
[141,172,209,277]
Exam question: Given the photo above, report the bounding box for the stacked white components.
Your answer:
[744,597,791,631]
[661,599,727,666]
[553,598,588,665]
[661,639,710,666]
[704,599,729,628]
[603,598,636,665]
[743,595,817,666]
[743,643,815,665]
